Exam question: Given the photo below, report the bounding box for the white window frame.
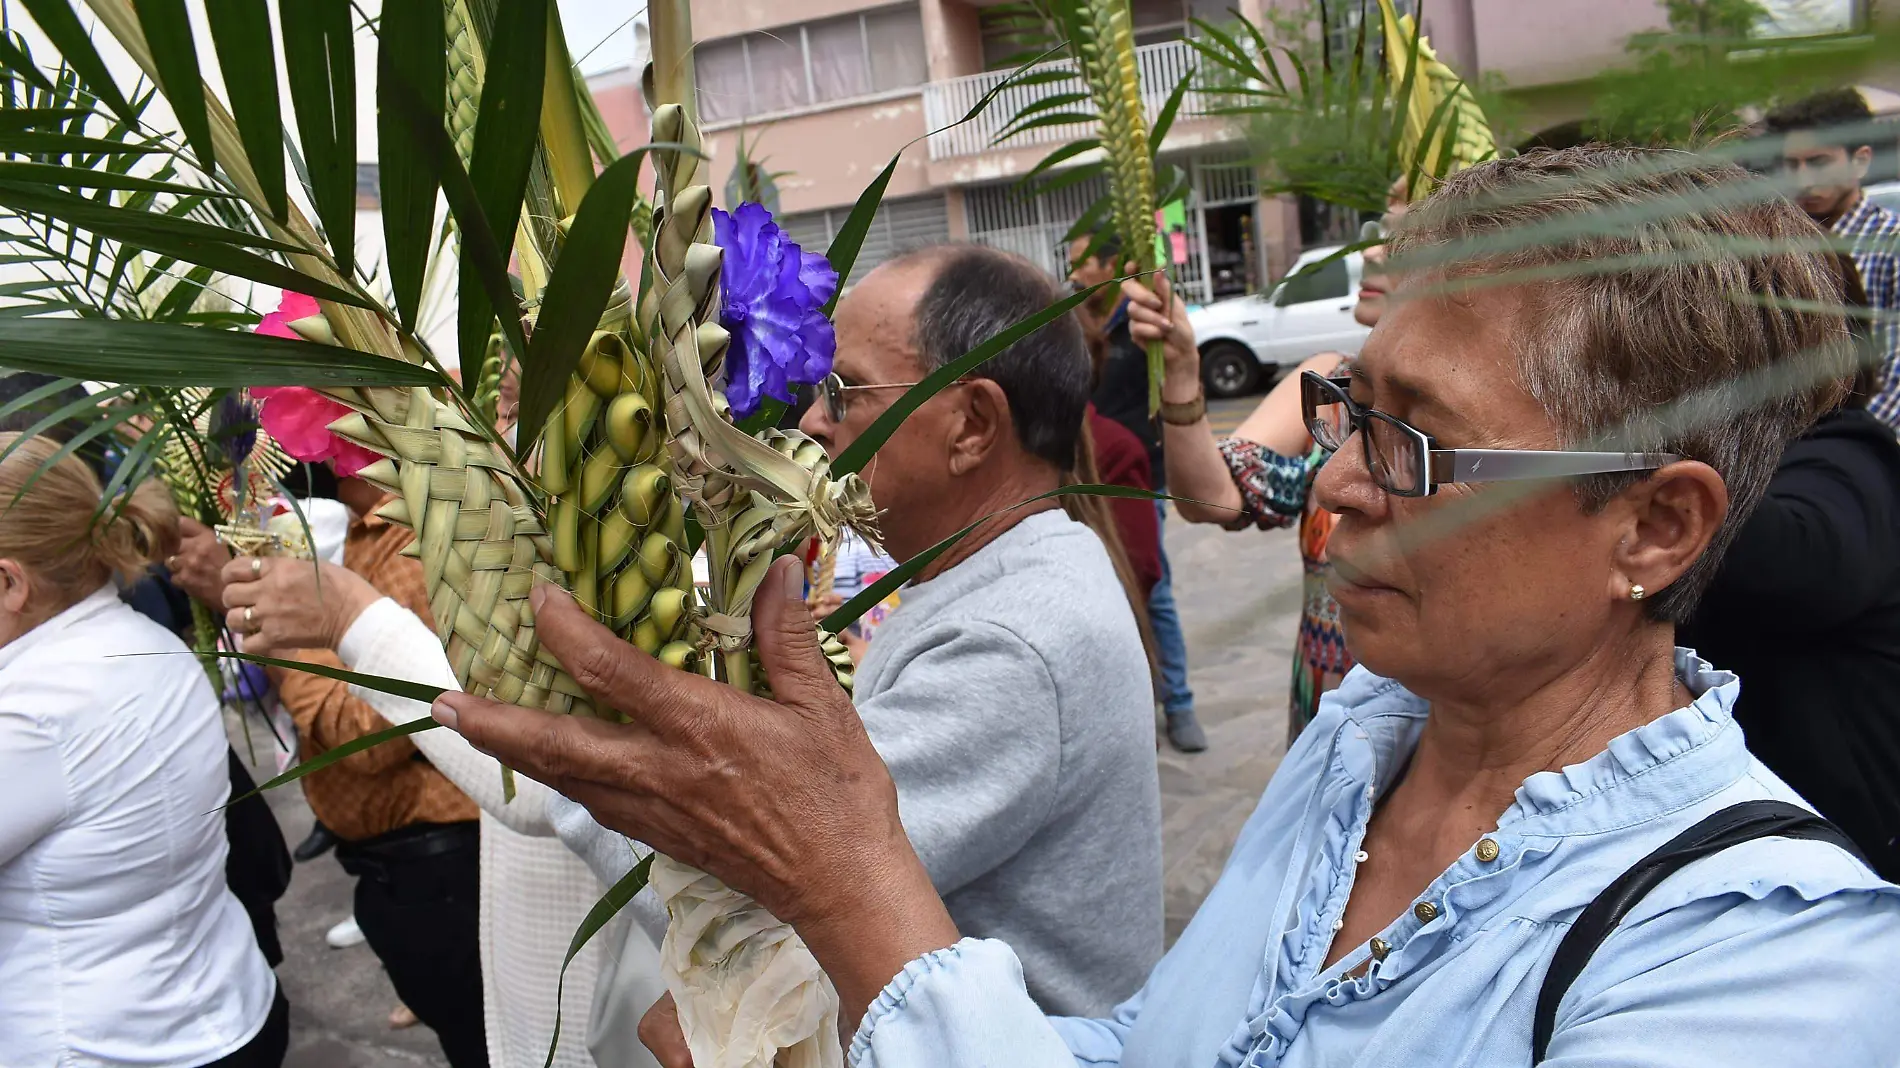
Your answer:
[699,3,926,129]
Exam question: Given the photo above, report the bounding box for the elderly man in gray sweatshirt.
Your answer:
[549,242,1163,1021]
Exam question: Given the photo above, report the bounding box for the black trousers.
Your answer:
[337,822,488,1068]
[197,985,289,1068]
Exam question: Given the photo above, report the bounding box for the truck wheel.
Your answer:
[1201,341,1265,398]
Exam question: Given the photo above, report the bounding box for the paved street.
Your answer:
[246,396,1298,1065]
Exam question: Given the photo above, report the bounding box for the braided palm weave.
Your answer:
[329,385,592,714]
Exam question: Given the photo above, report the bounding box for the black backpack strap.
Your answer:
[1530,800,1864,1064]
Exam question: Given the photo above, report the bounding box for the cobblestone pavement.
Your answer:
[247,397,1297,1065]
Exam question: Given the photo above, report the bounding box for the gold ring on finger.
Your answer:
[250,557,263,578]
[244,606,255,630]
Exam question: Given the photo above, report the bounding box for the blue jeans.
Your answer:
[1149,498,1194,715]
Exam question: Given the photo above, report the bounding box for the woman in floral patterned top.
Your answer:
[1124,186,1407,741]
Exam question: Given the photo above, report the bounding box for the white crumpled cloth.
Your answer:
[650,855,842,1068]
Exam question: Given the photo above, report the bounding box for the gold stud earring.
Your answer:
[1629,584,1647,601]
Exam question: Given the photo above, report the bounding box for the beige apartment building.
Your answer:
[585,0,1876,302]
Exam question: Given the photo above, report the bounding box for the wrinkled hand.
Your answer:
[220,555,381,655]
[1122,274,1199,402]
[432,557,958,1021]
[639,995,692,1068]
[169,517,232,608]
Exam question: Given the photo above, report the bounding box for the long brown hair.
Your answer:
[1063,420,1161,672]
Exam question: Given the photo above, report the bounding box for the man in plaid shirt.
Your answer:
[1768,89,1900,430]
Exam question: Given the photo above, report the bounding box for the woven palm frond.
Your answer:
[640,100,878,692]
[1377,0,1496,198]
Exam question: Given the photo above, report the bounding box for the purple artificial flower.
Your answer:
[210,390,259,470]
[712,202,838,418]
[223,660,270,704]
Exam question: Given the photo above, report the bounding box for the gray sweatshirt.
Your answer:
[550,509,1164,1017]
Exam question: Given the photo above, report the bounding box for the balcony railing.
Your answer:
[921,38,1209,162]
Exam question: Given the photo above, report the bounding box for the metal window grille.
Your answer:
[1197,156,1257,207]
[963,155,1265,305]
[963,173,1122,284]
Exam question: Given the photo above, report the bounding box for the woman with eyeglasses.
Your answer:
[437,146,1900,1068]
[1137,181,1410,745]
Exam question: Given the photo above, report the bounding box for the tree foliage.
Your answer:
[1589,0,1811,147]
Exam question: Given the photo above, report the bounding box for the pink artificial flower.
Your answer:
[251,387,380,477]
[251,292,378,477]
[257,291,320,339]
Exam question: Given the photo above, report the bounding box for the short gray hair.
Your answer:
[1391,145,1855,621]
[889,243,1091,468]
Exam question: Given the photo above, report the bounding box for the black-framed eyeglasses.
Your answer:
[1299,371,1682,498]
[819,372,922,423]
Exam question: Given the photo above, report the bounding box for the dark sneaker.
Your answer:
[1165,709,1208,753]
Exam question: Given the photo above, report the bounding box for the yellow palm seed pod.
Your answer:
[574,515,600,615]
[618,465,670,526]
[657,641,697,671]
[550,494,581,574]
[579,448,625,515]
[577,332,629,396]
[655,492,686,546]
[598,508,638,574]
[632,617,663,654]
[611,567,654,629]
[647,586,688,636]
[562,376,602,459]
[604,392,653,462]
[637,530,678,586]
[540,407,571,494]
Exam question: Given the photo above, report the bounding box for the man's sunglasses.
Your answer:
[1299,371,1681,498]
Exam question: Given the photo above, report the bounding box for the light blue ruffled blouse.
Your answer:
[847,651,1900,1068]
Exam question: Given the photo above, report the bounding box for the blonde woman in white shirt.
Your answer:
[0,433,281,1068]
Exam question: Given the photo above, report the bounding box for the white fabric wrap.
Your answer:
[649,854,841,1068]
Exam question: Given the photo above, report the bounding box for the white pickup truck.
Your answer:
[1187,244,1373,397]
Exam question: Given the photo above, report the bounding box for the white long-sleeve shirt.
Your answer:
[338,597,655,1068]
[0,586,275,1068]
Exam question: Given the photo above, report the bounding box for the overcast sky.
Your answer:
[559,0,648,75]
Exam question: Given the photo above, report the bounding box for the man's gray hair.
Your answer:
[888,243,1092,469]
[1391,145,1856,621]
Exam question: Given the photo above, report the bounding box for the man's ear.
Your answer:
[1853,144,1875,178]
[948,379,1011,476]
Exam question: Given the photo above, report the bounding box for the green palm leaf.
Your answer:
[130,0,216,170]
[457,0,549,387]
[15,0,133,120]
[518,144,686,450]
[376,0,447,330]
[279,0,356,274]
[0,319,443,387]
[203,0,286,222]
